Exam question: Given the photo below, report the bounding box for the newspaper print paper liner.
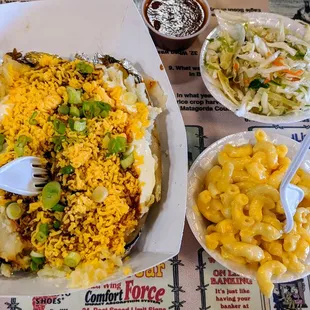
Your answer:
[186,131,310,284]
[200,12,310,124]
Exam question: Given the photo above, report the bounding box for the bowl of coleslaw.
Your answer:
[200,11,310,123]
[186,131,310,296]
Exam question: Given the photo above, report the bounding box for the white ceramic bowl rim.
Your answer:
[200,12,310,124]
[186,131,310,283]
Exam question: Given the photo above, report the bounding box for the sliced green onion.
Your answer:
[97,102,111,118]
[92,186,109,203]
[30,250,44,258]
[6,202,23,220]
[54,212,64,221]
[68,118,75,131]
[97,102,112,113]
[76,61,94,74]
[36,223,49,243]
[108,136,127,154]
[102,134,110,149]
[69,106,80,117]
[73,120,86,132]
[93,105,102,117]
[100,110,109,118]
[60,165,75,175]
[14,135,31,157]
[64,252,81,268]
[248,79,269,90]
[53,220,61,230]
[58,104,69,115]
[52,204,65,212]
[54,143,62,152]
[42,181,62,210]
[29,111,38,125]
[122,92,137,105]
[31,256,45,265]
[120,152,134,169]
[52,135,66,144]
[292,50,305,60]
[52,135,66,152]
[82,101,111,119]
[0,133,5,152]
[39,223,49,235]
[123,144,134,157]
[53,119,66,135]
[30,261,39,272]
[67,87,82,104]
[82,101,95,119]
[36,231,48,243]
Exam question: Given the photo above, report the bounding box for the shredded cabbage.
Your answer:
[220,50,234,70]
[204,10,310,116]
[215,10,246,46]
[254,36,270,57]
[217,71,239,105]
[266,42,296,56]
[259,51,281,68]
[261,91,269,114]
[237,52,264,62]
[286,34,310,48]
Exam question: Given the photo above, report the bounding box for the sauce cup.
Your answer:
[141,0,211,51]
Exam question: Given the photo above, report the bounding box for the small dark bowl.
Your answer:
[141,0,211,51]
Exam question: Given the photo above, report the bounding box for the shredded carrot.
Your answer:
[283,69,304,76]
[290,77,301,82]
[233,63,239,71]
[264,79,270,84]
[244,78,250,86]
[272,57,284,66]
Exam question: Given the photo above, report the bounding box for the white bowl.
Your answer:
[186,131,310,283]
[200,12,310,124]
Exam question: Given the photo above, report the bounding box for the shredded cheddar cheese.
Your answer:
[0,52,160,287]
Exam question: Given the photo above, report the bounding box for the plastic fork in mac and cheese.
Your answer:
[197,130,310,298]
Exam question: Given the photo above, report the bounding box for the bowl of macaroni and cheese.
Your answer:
[186,130,310,298]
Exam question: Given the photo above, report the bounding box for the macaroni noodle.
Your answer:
[294,239,309,261]
[222,242,265,261]
[240,222,281,244]
[196,130,310,297]
[262,240,283,257]
[257,261,287,298]
[283,233,300,252]
[255,129,268,142]
[231,194,255,229]
[253,141,278,169]
[282,252,305,273]
[221,247,246,265]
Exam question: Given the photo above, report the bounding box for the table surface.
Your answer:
[1,0,310,309]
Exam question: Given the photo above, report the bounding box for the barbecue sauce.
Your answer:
[145,0,206,37]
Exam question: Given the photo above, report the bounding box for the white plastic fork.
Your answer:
[0,156,48,196]
[280,133,310,233]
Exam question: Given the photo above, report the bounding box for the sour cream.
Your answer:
[133,137,156,205]
[0,96,11,120]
